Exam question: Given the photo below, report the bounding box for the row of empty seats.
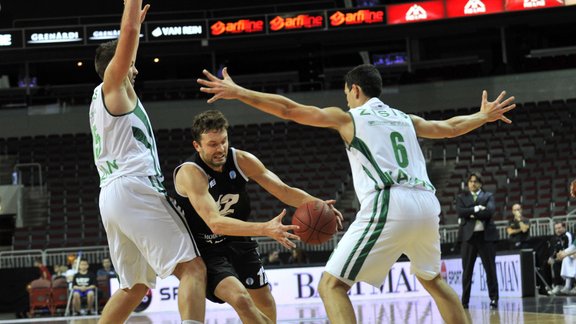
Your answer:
[3,98,575,249]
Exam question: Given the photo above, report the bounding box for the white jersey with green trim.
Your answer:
[89,83,164,188]
[346,98,435,203]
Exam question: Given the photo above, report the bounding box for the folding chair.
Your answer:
[50,278,69,315]
[29,279,52,317]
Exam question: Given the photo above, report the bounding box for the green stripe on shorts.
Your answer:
[347,187,390,280]
[340,188,388,280]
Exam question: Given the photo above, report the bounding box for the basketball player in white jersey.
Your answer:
[197,64,516,324]
[90,3,299,323]
[90,2,204,323]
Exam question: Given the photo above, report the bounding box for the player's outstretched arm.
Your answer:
[174,164,300,249]
[411,90,516,139]
[198,68,351,130]
[235,150,345,230]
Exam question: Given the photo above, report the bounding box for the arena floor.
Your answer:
[2,295,576,324]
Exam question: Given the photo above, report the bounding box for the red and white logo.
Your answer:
[523,0,546,7]
[406,4,428,21]
[464,0,487,13]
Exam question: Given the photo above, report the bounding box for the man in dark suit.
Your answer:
[456,172,499,309]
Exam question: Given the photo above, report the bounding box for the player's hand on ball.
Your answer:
[266,209,300,249]
[325,199,344,231]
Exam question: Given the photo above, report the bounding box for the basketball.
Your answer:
[292,200,337,245]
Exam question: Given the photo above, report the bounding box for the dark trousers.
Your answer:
[461,231,499,304]
[551,261,563,286]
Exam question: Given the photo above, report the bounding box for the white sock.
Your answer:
[182,321,203,324]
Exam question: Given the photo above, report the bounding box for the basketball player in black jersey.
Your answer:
[172,110,342,324]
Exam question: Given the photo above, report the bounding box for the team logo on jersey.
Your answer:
[209,178,217,188]
[229,170,237,179]
[245,277,255,286]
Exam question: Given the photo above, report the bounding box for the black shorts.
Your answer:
[202,240,268,303]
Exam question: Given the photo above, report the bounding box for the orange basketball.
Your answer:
[292,200,337,245]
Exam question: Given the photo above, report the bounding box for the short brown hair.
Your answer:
[191,110,229,143]
[94,40,118,80]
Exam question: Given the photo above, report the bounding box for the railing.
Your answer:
[1,214,573,268]
[0,246,109,269]
[44,246,109,267]
[440,224,460,244]
[529,217,554,237]
[254,233,341,255]
[0,249,43,268]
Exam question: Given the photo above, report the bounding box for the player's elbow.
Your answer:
[120,23,140,37]
[206,217,227,235]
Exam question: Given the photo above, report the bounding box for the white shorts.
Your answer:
[561,256,576,279]
[99,176,200,289]
[325,186,441,287]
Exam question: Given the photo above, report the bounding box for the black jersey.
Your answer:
[173,148,252,250]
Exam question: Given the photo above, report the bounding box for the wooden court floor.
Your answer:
[2,295,576,323]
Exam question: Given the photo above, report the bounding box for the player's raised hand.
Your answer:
[325,199,344,231]
[480,90,516,124]
[570,179,576,198]
[265,209,300,249]
[140,4,150,23]
[198,67,244,104]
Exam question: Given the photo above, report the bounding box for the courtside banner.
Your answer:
[387,1,445,25]
[268,12,326,33]
[505,0,564,10]
[110,261,429,313]
[446,0,505,17]
[209,16,266,38]
[327,8,386,29]
[442,253,523,298]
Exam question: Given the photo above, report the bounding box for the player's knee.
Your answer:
[175,257,207,282]
[229,290,255,311]
[318,272,349,299]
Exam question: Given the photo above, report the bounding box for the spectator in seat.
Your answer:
[263,250,283,266]
[506,203,530,249]
[72,259,97,316]
[33,258,51,281]
[96,257,117,279]
[288,247,309,265]
[548,222,573,295]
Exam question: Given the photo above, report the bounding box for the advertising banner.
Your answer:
[387,1,445,24]
[0,30,23,49]
[111,253,523,314]
[268,12,326,33]
[327,8,386,29]
[209,16,266,37]
[147,21,205,41]
[505,0,564,10]
[24,27,84,47]
[446,0,505,17]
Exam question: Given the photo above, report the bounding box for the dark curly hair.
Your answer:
[191,110,229,143]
